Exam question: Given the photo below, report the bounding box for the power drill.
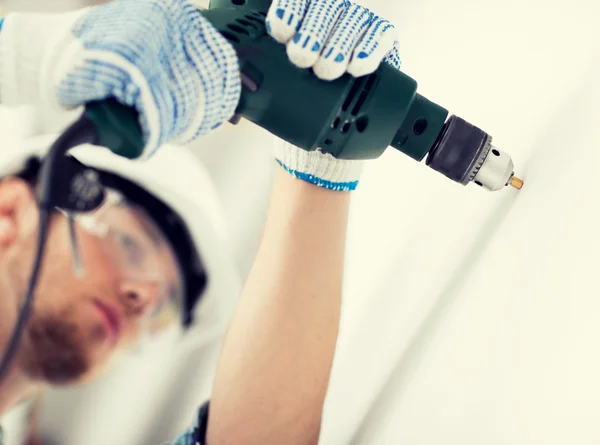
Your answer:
[85,0,523,192]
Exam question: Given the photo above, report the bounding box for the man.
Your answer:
[0,0,402,443]
[0,137,243,442]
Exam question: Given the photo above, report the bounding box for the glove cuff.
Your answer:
[274,139,363,192]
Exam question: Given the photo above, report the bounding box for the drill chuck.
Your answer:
[472,145,516,191]
[426,116,517,191]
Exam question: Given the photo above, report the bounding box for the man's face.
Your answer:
[0,178,182,386]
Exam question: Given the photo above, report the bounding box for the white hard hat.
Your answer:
[0,134,242,345]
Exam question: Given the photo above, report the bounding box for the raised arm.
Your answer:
[207,167,350,445]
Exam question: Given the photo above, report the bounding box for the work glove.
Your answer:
[0,0,240,158]
[267,0,402,191]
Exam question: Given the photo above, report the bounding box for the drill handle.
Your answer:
[83,99,145,159]
[79,0,272,160]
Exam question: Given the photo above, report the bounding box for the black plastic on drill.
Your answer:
[84,99,145,159]
[390,94,448,161]
[426,115,490,185]
[320,72,380,151]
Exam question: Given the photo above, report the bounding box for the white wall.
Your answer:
[320,1,600,444]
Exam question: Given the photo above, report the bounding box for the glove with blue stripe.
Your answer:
[0,0,240,158]
[267,0,402,192]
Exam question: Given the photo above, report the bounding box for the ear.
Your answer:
[0,178,39,247]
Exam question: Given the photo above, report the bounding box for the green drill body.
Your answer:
[205,0,448,162]
[86,0,513,191]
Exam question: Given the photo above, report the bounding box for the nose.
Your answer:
[118,280,160,318]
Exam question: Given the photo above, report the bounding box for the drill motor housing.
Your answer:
[204,0,502,187]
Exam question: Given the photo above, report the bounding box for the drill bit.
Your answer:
[510,176,524,190]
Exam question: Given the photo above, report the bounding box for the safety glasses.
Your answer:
[61,188,185,337]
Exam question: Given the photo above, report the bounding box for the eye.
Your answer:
[116,233,143,265]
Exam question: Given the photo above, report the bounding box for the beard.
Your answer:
[21,310,92,385]
[4,239,103,385]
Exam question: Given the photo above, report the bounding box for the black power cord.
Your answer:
[0,115,100,384]
[0,210,50,383]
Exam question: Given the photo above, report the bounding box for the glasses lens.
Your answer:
[75,190,185,335]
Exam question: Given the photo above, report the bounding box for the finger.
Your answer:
[313,4,373,81]
[384,40,402,70]
[266,0,309,43]
[347,17,397,78]
[287,0,349,69]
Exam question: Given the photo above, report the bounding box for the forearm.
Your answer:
[207,168,350,445]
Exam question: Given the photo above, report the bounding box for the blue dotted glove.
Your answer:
[0,0,240,158]
[267,0,401,81]
[267,0,402,191]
